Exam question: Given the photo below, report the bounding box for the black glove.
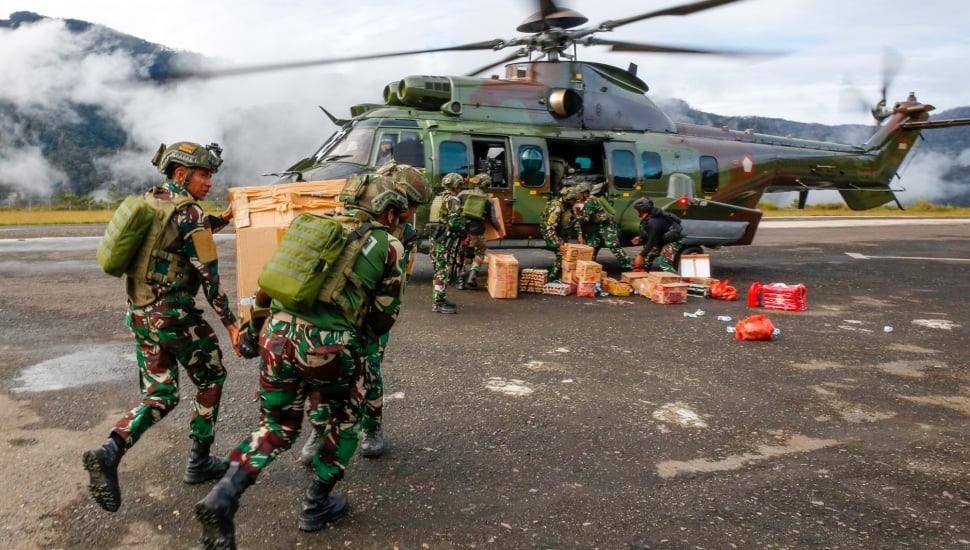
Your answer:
[239,330,260,359]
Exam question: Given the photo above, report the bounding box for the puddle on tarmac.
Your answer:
[13,343,134,393]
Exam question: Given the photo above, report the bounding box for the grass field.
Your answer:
[2,201,968,226]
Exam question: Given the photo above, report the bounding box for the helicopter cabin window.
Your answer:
[700,156,719,195]
[438,141,470,179]
[641,152,663,180]
[611,149,637,190]
[517,145,545,188]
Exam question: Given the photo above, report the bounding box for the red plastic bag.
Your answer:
[710,279,738,301]
[735,314,775,341]
[747,281,762,307]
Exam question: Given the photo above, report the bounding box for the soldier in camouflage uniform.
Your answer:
[631,197,684,273]
[83,141,240,514]
[428,172,465,313]
[297,164,432,462]
[457,173,503,290]
[574,182,633,271]
[195,179,409,548]
[540,187,580,279]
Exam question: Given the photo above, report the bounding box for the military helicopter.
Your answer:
[159,0,970,258]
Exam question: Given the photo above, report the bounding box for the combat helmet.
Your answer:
[377,162,433,205]
[343,174,409,216]
[561,187,580,201]
[633,197,655,213]
[469,173,492,188]
[441,172,464,189]
[152,141,223,175]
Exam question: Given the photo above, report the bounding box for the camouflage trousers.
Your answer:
[117,295,227,449]
[429,238,455,305]
[463,234,487,273]
[545,239,564,280]
[358,332,389,432]
[228,313,365,484]
[589,222,632,271]
[645,241,684,273]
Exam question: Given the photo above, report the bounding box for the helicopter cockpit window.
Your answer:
[610,149,637,190]
[641,152,663,180]
[700,156,719,195]
[517,145,545,188]
[438,141,470,179]
[314,125,375,165]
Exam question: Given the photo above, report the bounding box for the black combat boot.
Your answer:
[465,270,478,289]
[184,438,229,484]
[195,463,252,550]
[456,270,466,290]
[298,479,349,532]
[82,433,125,512]
[359,426,384,458]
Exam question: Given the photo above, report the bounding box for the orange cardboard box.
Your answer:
[576,281,598,298]
[621,271,652,284]
[651,282,689,304]
[632,278,655,299]
[574,260,602,283]
[230,179,346,322]
[647,271,682,284]
[486,254,519,299]
[563,243,594,262]
[483,198,507,241]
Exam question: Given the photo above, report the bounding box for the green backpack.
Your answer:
[461,192,487,221]
[258,213,377,314]
[97,196,155,277]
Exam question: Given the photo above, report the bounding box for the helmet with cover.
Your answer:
[377,163,432,205]
[152,141,223,176]
[347,175,409,215]
[469,173,492,188]
[441,172,464,189]
[561,187,580,201]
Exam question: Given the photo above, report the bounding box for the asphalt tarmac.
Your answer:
[0,218,968,549]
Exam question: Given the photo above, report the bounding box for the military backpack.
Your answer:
[461,192,487,221]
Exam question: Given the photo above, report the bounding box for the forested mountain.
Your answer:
[1,11,968,206]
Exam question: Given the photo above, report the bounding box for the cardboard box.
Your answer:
[563,243,594,262]
[679,254,711,278]
[486,254,519,299]
[483,197,507,241]
[621,271,652,284]
[652,282,689,304]
[603,278,632,297]
[574,260,602,283]
[647,271,682,284]
[230,179,346,321]
[632,278,656,299]
[542,281,572,296]
[576,281,598,298]
[561,260,576,283]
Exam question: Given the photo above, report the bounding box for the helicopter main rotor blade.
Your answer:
[586,37,772,57]
[597,0,747,32]
[146,40,507,82]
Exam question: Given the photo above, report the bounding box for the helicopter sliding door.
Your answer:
[509,137,550,227]
[603,142,641,232]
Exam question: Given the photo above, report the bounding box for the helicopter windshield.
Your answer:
[313,122,376,165]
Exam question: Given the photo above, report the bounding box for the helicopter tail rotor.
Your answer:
[871,47,904,124]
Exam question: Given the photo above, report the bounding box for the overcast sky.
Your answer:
[1,0,968,201]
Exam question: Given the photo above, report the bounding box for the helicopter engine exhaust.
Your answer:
[549,88,583,117]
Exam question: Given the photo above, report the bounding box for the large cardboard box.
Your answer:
[647,271,682,284]
[574,260,602,283]
[230,179,346,321]
[486,254,519,299]
[621,271,651,284]
[483,198,507,241]
[652,282,689,304]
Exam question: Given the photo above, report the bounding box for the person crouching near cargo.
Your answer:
[630,197,684,273]
[83,141,242,514]
[540,187,581,279]
[194,180,409,549]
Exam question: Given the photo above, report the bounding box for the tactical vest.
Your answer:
[125,188,197,307]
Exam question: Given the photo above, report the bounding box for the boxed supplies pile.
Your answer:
[542,281,572,296]
[652,282,689,304]
[761,283,808,311]
[519,269,549,293]
[230,179,346,321]
[486,254,519,299]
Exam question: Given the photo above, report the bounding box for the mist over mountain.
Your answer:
[1,12,968,207]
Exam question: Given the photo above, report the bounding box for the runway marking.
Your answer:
[846,252,970,262]
[912,319,960,330]
[655,434,842,479]
[485,377,533,396]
